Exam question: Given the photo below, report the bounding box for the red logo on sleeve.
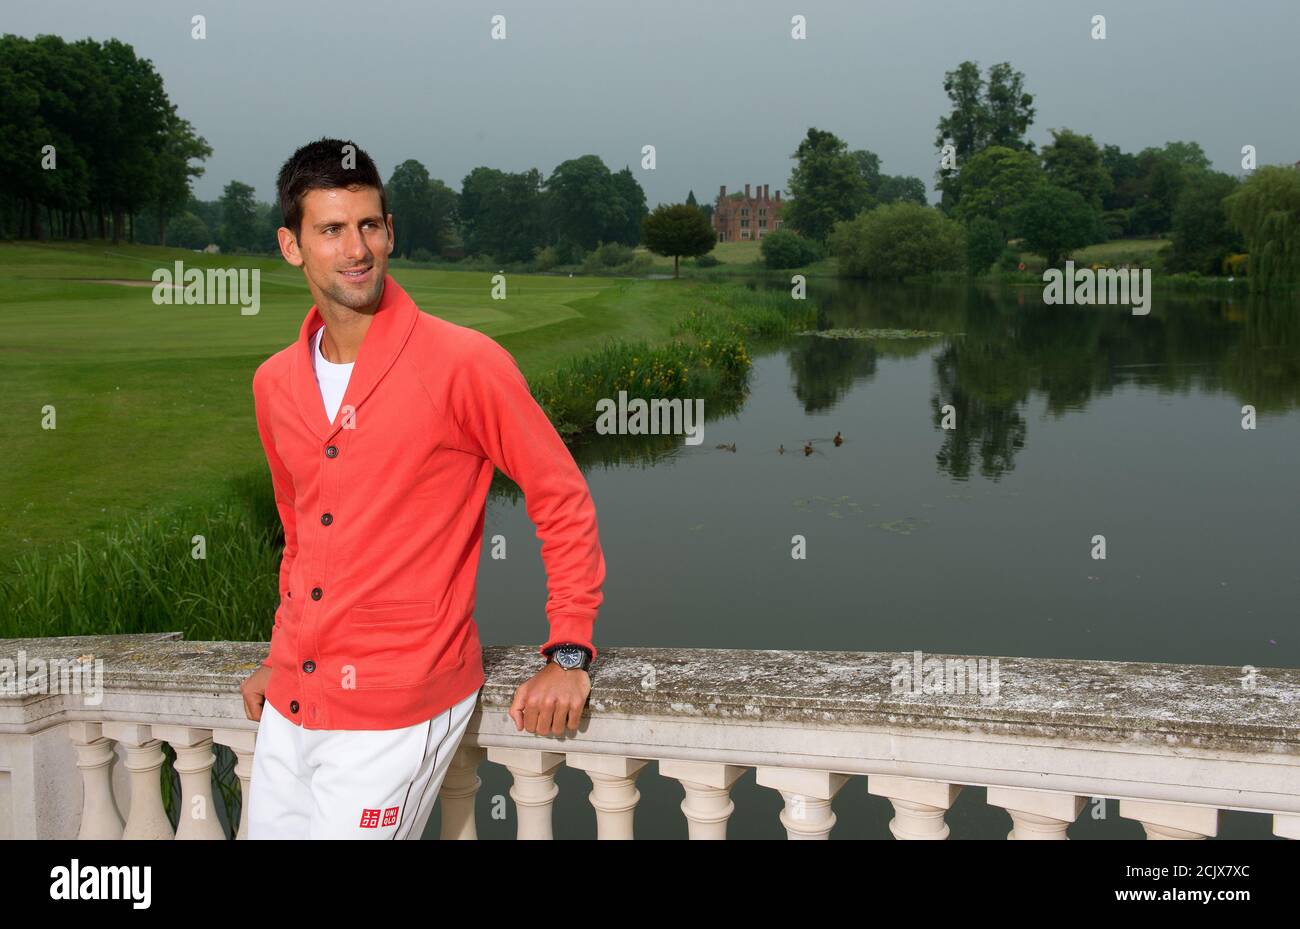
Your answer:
[359,808,381,828]
[382,806,399,826]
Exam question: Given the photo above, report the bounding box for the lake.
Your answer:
[463,279,1300,839]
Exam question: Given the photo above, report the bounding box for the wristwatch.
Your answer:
[543,643,592,672]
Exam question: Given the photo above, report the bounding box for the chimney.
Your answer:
[744,183,750,198]
[719,184,726,199]
[763,184,769,200]
[775,189,781,201]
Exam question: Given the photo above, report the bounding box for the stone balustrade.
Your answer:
[1,633,1297,839]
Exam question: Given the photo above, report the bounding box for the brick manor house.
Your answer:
[711,183,785,242]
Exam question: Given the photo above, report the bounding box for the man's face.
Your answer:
[278,185,394,313]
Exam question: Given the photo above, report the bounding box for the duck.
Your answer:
[778,444,785,455]
[833,431,843,446]
[803,440,813,456]
[715,442,736,452]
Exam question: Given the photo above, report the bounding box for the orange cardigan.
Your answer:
[253,274,605,730]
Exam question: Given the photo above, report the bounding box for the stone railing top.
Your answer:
[1,634,1297,754]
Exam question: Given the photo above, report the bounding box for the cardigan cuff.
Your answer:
[539,613,598,663]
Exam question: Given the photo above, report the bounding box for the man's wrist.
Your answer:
[543,643,593,671]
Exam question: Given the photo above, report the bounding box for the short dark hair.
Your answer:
[276,138,387,240]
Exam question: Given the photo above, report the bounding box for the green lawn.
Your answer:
[0,241,710,569]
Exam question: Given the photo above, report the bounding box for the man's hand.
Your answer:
[509,661,590,735]
[240,665,272,722]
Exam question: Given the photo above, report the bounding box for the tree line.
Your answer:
[761,59,1299,291]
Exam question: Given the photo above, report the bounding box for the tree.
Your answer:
[640,203,715,278]
[852,149,882,197]
[935,61,1035,210]
[1224,165,1300,292]
[1041,128,1111,211]
[828,202,965,280]
[545,155,644,250]
[951,146,1043,236]
[167,212,210,249]
[1169,171,1242,274]
[876,175,928,206]
[965,216,1004,274]
[153,111,211,246]
[1011,183,1104,267]
[608,166,649,245]
[216,181,259,252]
[983,63,1037,151]
[459,166,545,262]
[1101,144,1142,211]
[784,127,870,243]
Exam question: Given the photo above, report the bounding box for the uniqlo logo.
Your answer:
[359,808,381,828]
[382,806,399,827]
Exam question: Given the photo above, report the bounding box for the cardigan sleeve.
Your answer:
[448,332,606,662]
[253,369,300,668]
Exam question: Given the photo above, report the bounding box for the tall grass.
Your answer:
[2,470,282,641]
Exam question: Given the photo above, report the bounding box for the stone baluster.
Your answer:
[152,725,227,839]
[869,775,962,839]
[212,729,257,840]
[1119,799,1219,839]
[486,747,564,839]
[1274,814,1300,839]
[660,760,747,839]
[756,766,850,839]
[440,744,485,839]
[67,722,125,839]
[101,723,173,839]
[565,753,649,839]
[986,787,1085,839]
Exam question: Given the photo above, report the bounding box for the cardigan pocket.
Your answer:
[339,599,451,688]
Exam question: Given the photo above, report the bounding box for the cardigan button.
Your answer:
[302,660,316,674]
[289,700,300,713]
[320,512,332,526]
[325,445,338,458]
[311,587,322,600]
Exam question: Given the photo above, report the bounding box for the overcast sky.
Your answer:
[9,0,1298,206]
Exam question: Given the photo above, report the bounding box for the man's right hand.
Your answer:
[240,665,272,721]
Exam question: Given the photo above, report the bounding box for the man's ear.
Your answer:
[385,213,395,256]
[277,226,304,267]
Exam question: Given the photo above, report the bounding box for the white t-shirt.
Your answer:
[312,325,354,424]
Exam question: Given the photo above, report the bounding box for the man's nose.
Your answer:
[342,226,371,260]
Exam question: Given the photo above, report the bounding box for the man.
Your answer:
[241,138,606,839]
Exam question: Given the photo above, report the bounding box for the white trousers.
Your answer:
[247,687,480,839]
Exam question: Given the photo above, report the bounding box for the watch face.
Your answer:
[555,646,584,669]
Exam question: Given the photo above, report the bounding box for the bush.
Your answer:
[532,245,559,271]
[998,247,1023,272]
[580,241,638,274]
[694,253,720,268]
[409,247,435,263]
[1222,253,1249,277]
[760,229,824,269]
[828,203,965,280]
[552,238,585,266]
[1102,208,1131,239]
[965,216,1004,275]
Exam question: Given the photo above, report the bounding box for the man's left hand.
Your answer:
[510,661,590,735]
